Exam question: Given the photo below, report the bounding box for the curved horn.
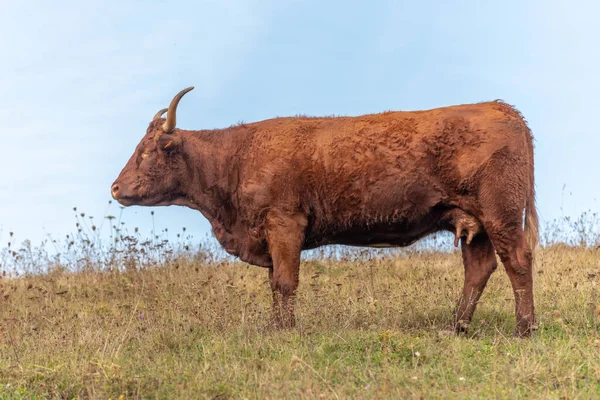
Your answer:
[153,108,168,120]
[162,86,194,132]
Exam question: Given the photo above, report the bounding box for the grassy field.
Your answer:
[1,242,600,399]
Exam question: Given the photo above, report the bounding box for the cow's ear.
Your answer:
[156,134,181,153]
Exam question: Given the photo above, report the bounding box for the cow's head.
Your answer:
[111,87,194,207]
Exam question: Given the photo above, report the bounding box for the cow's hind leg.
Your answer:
[486,223,535,337]
[454,232,497,333]
[478,151,536,337]
[266,211,307,328]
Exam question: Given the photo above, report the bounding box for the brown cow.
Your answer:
[112,87,539,336]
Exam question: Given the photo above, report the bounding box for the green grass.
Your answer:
[1,245,599,399]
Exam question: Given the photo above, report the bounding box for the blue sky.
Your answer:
[1,0,599,247]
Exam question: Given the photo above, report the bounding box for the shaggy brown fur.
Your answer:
[112,90,538,336]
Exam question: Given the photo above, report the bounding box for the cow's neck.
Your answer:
[174,127,244,232]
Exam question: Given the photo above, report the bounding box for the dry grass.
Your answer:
[1,244,599,399]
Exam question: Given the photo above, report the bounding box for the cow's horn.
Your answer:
[153,108,168,120]
[162,86,194,132]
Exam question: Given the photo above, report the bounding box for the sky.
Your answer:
[1,0,599,248]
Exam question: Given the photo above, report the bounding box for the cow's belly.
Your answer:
[306,225,438,249]
[303,209,445,250]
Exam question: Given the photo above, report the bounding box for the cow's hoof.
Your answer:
[514,323,538,338]
[454,319,470,335]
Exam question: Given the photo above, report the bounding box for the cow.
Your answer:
[111,87,539,337]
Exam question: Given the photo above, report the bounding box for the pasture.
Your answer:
[0,214,599,399]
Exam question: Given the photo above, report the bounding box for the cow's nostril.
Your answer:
[111,184,120,197]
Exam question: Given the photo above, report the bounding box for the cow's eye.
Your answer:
[141,151,154,159]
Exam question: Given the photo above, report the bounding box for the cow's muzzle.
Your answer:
[111,181,134,206]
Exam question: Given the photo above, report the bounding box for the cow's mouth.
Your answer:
[113,196,136,207]
[113,194,161,207]
[112,192,174,208]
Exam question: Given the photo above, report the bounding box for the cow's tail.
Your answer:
[524,135,539,255]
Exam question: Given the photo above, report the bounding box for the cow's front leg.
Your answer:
[266,211,307,328]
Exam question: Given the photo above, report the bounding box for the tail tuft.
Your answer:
[525,192,539,253]
[525,132,539,254]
